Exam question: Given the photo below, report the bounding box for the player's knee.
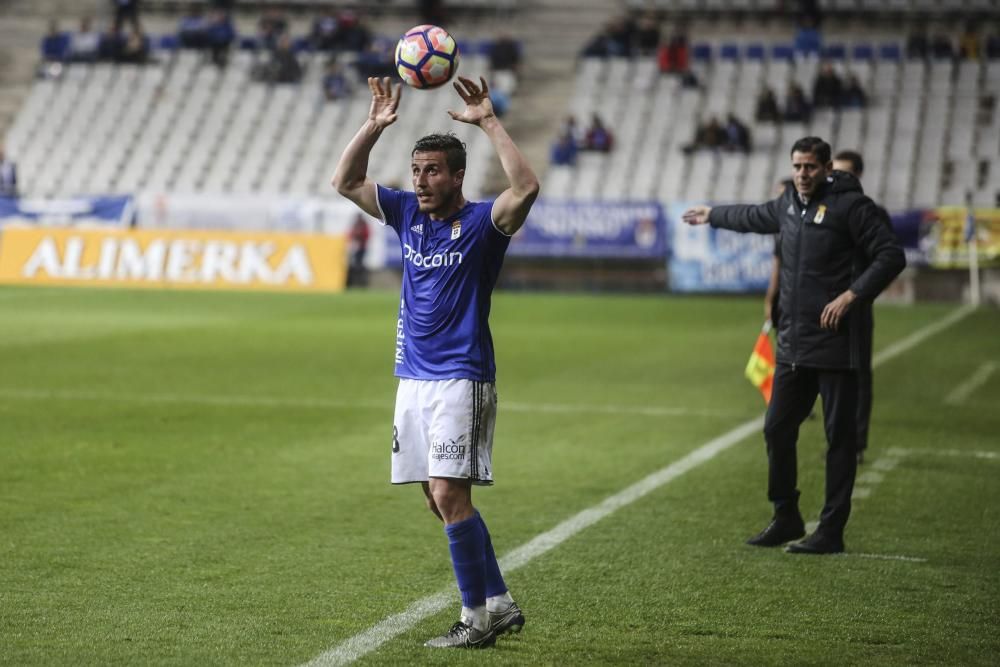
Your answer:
[429,481,471,521]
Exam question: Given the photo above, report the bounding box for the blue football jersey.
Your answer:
[376,184,511,382]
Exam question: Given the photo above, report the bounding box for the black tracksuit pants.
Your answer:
[856,311,874,453]
[763,363,859,536]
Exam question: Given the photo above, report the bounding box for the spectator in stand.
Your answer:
[111,0,141,34]
[658,28,689,74]
[959,23,980,60]
[333,11,372,53]
[987,32,1000,60]
[257,9,288,51]
[607,16,634,57]
[683,116,724,154]
[0,146,17,198]
[180,4,235,62]
[489,33,520,96]
[559,115,583,147]
[756,86,780,122]
[348,213,370,288]
[490,84,510,118]
[581,18,632,58]
[204,10,235,66]
[724,114,751,153]
[931,33,954,60]
[583,113,614,152]
[784,82,812,123]
[178,5,208,48]
[41,20,69,64]
[355,38,396,79]
[253,34,301,83]
[118,26,149,64]
[550,130,578,167]
[840,74,866,108]
[793,15,822,56]
[812,61,843,110]
[322,60,351,101]
[906,25,929,59]
[635,12,660,57]
[69,17,101,63]
[312,11,339,51]
[98,25,126,62]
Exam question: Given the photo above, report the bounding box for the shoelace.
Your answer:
[447,621,470,637]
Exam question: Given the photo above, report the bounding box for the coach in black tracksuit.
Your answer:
[682,137,906,554]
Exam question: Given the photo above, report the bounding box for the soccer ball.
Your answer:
[394,24,460,90]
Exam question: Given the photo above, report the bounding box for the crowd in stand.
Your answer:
[550,114,615,166]
[683,114,751,155]
[753,61,867,126]
[34,4,520,114]
[41,16,151,69]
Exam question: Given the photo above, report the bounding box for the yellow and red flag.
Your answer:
[745,322,776,403]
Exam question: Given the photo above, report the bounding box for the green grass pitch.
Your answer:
[1,286,998,666]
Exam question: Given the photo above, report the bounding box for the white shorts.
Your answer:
[391,378,497,486]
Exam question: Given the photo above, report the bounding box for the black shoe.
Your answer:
[424,620,496,649]
[785,531,845,555]
[489,601,525,636]
[746,516,806,547]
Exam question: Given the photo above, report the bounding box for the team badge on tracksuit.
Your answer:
[451,220,462,239]
[813,205,827,224]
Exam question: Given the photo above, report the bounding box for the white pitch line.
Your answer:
[846,552,928,563]
[892,447,1000,461]
[0,388,740,420]
[300,417,765,667]
[871,304,976,367]
[857,471,884,484]
[944,361,997,405]
[299,304,973,666]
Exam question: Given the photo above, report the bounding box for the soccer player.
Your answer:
[683,137,905,554]
[331,76,539,647]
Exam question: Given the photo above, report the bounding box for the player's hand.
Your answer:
[682,205,711,225]
[368,77,400,129]
[820,290,856,330]
[447,76,495,126]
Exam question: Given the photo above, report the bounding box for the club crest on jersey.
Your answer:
[410,223,423,235]
[451,220,461,240]
[813,205,827,224]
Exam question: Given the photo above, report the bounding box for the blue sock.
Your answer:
[476,510,508,598]
[445,515,486,609]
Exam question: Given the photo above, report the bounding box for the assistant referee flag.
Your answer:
[745,321,775,403]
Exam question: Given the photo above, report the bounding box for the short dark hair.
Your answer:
[789,136,832,164]
[833,149,864,177]
[412,133,466,173]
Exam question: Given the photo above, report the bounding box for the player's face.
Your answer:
[832,158,858,177]
[411,151,464,216]
[791,151,830,198]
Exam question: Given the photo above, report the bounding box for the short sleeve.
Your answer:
[376,184,405,232]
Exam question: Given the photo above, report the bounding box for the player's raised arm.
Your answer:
[331,77,402,218]
[448,76,539,236]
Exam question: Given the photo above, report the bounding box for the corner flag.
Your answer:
[745,321,775,403]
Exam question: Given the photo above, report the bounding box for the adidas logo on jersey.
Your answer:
[410,224,423,235]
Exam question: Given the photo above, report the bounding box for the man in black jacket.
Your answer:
[682,137,905,554]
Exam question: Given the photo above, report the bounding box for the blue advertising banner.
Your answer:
[508,200,666,259]
[666,202,774,292]
[0,196,133,227]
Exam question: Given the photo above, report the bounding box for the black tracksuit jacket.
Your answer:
[709,173,906,370]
